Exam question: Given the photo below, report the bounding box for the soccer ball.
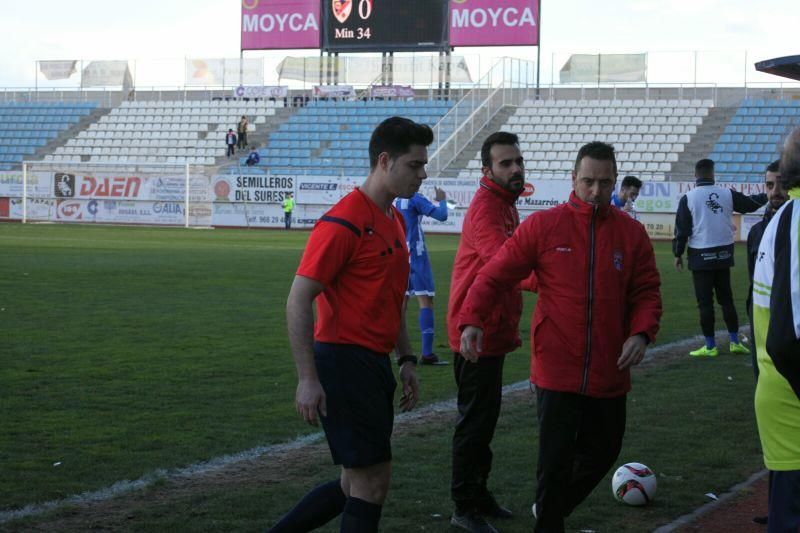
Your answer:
[611,462,657,505]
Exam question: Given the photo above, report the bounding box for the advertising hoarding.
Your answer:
[449,0,539,47]
[241,0,321,50]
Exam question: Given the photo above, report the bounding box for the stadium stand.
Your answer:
[12,93,800,184]
[458,98,713,181]
[247,99,454,175]
[47,99,282,166]
[709,98,800,182]
[0,102,96,170]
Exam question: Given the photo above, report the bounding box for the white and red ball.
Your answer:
[611,462,657,505]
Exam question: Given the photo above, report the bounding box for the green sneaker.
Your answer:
[689,345,719,357]
[730,342,750,355]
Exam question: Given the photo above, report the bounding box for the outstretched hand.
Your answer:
[296,378,326,426]
[399,363,420,412]
[617,334,647,370]
[460,326,484,363]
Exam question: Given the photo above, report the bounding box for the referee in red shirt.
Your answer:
[269,117,431,533]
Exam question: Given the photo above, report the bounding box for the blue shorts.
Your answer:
[407,252,435,296]
[314,342,397,468]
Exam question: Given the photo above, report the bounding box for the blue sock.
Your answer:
[729,331,739,343]
[705,336,716,349]
[419,307,434,356]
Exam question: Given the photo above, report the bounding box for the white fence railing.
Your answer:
[429,57,537,174]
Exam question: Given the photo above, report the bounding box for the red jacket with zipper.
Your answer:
[459,191,662,397]
[448,176,529,356]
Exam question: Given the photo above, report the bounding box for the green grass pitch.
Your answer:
[1,223,758,532]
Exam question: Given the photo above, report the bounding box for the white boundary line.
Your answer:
[653,470,769,532]
[0,329,746,524]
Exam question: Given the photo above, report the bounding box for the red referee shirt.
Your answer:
[297,188,409,354]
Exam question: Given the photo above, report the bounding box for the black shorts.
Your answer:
[314,342,397,468]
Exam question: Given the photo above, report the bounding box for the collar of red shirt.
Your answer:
[479,175,521,205]
[567,190,612,219]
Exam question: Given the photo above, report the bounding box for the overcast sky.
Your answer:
[1,0,797,87]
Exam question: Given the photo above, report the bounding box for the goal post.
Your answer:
[18,161,213,227]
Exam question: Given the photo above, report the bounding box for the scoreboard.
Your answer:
[323,0,448,52]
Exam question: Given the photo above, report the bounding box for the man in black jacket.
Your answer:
[746,160,788,364]
[744,159,787,527]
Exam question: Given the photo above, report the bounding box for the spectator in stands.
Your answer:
[245,147,260,167]
[225,129,237,158]
[752,127,800,533]
[673,158,767,357]
[395,187,449,366]
[447,132,531,533]
[270,116,431,533]
[611,175,642,220]
[282,192,295,230]
[459,141,662,533]
[237,116,249,150]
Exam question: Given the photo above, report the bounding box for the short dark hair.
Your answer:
[574,142,617,174]
[481,131,520,167]
[766,159,781,173]
[368,116,433,170]
[781,127,800,189]
[695,159,715,179]
[621,175,642,189]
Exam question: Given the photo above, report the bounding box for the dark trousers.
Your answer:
[768,470,800,533]
[284,212,292,229]
[451,353,505,511]
[226,144,235,157]
[238,132,247,149]
[692,268,739,338]
[534,388,626,533]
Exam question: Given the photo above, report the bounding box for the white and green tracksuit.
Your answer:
[753,188,800,471]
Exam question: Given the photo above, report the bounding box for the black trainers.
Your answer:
[420,353,449,365]
[477,493,513,519]
[450,510,499,533]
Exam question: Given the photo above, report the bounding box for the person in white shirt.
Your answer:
[673,159,766,357]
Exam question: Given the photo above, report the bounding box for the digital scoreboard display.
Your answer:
[323,0,448,52]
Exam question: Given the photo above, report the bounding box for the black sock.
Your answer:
[269,479,346,532]
[340,497,382,533]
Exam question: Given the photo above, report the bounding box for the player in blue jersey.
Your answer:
[395,186,449,365]
[610,175,642,220]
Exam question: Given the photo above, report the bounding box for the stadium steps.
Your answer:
[671,105,737,178]
[30,107,111,164]
[215,106,295,170]
[440,106,518,176]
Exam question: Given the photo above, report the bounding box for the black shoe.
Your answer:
[752,515,768,525]
[421,353,449,365]
[477,493,513,519]
[450,510,499,533]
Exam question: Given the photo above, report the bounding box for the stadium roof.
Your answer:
[755,55,800,82]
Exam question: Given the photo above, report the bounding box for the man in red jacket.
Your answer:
[447,131,532,533]
[460,141,662,532]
